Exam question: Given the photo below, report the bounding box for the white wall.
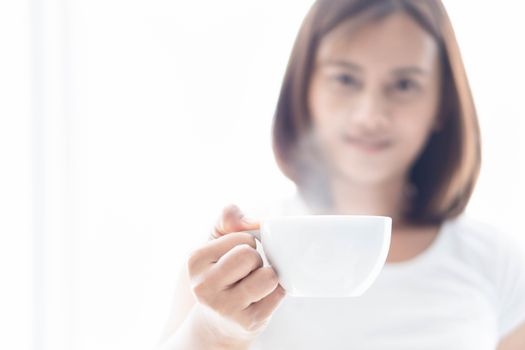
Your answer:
[444,1,525,235]
[0,1,32,350]
[41,1,314,349]
[1,1,524,349]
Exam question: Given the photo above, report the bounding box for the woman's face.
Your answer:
[308,12,441,186]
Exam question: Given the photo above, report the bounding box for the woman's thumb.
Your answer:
[212,204,259,238]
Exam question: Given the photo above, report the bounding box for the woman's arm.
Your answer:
[155,263,254,350]
[156,263,196,346]
[497,321,525,350]
[157,302,253,350]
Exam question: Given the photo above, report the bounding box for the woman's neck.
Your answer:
[327,174,410,226]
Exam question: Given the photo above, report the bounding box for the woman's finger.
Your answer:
[229,267,280,309]
[204,244,264,289]
[188,232,257,275]
[211,204,260,239]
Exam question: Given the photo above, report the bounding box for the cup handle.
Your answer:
[243,229,261,242]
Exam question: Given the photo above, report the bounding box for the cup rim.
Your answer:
[265,214,392,221]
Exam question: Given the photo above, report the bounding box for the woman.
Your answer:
[158,0,525,349]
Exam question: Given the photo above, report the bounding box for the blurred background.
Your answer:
[1,0,524,349]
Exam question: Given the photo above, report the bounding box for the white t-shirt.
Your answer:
[248,192,525,350]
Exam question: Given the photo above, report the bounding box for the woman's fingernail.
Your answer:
[225,203,240,214]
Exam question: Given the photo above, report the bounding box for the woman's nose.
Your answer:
[349,93,389,134]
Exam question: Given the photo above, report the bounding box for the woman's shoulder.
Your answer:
[448,215,525,339]
[446,213,523,252]
[444,213,525,278]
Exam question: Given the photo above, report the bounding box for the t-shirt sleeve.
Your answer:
[495,231,525,339]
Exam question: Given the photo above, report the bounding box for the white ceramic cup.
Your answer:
[245,215,391,297]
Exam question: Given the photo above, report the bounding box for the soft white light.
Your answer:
[1,1,523,350]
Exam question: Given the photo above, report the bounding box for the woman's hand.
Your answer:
[186,204,286,345]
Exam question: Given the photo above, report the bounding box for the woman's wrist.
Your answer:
[191,303,258,349]
[159,304,256,350]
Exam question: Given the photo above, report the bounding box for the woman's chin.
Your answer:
[333,167,401,187]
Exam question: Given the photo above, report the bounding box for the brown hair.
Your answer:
[271,0,481,225]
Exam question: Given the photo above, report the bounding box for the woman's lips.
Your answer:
[342,135,392,153]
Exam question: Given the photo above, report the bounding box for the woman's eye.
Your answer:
[394,78,420,93]
[387,78,423,101]
[330,74,361,89]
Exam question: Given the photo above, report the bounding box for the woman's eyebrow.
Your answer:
[391,66,429,75]
[318,59,362,72]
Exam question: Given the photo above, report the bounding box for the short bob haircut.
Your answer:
[272,0,481,225]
